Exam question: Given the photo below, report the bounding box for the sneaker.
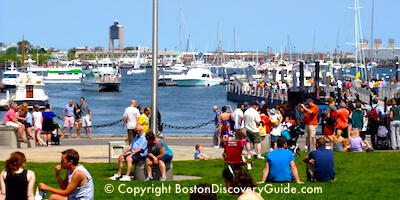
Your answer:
[304,146,308,152]
[144,176,153,181]
[214,145,219,148]
[257,154,265,160]
[119,175,131,181]
[247,154,252,159]
[247,163,252,170]
[110,174,121,180]
[160,177,167,182]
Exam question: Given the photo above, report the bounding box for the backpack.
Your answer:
[368,106,379,121]
[325,107,337,125]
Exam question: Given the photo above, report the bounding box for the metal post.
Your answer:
[315,61,320,98]
[299,62,304,92]
[396,61,399,80]
[151,0,158,133]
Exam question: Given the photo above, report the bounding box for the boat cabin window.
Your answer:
[42,72,48,77]
[26,85,34,98]
[202,74,210,78]
[66,73,72,75]
[3,74,17,78]
[58,72,65,75]
[74,73,79,75]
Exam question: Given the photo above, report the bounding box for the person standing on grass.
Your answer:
[0,152,35,200]
[110,125,148,181]
[324,97,337,149]
[39,149,94,200]
[336,102,350,142]
[123,100,141,144]
[303,138,336,182]
[80,97,92,139]
[300,98,319,151]
[62,100,75,139]
[389,99,400,150]
[244,102,264,160]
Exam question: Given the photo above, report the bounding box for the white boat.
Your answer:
[27,61,83,83]
[163,63,188,73]
[2,62,20,88]
[173,68,221,87]
[127,45,146,75]
[81,59,122,91]
[12,72,49,107]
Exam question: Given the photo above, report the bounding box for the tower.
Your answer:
[109,20,124,50]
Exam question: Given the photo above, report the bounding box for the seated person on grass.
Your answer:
[303,138,336,182]
[39,149,94,200]
[110,125,148,181]
[257,137,304,184]
[194,144,211,160]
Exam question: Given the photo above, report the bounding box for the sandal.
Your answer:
[160,177,167,182]
[144,176,153,181]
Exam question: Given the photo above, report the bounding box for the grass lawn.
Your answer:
[1,151,399,199]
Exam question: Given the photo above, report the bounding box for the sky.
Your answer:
[1,0,399,53]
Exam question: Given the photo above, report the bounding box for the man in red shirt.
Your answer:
[300,98,319,151]
[4,102,26,142]
[336,102,350,139]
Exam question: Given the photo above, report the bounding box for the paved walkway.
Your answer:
[0,134,397,163]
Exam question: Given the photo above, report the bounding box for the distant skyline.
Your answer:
[1,0,399,53]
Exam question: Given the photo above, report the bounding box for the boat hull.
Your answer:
[13,100,49,108]
[174,79,220,87]
[81,82,121,92]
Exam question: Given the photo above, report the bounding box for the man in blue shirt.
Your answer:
[110,125,148,181]
[303,138,336,182]
[257,138,304,184]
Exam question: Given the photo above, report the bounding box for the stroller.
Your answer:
[286,122,302,156]
[51,122,62,145]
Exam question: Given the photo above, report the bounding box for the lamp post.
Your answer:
[151,0,158,133]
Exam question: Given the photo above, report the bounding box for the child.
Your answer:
[218,121,232,147]
[349,129,363,152]
[194,144,211,160]
[32,104,45,147]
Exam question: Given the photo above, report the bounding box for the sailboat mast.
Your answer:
[233,28,236,59]
[179,7,183,53]
[21,35,25,67]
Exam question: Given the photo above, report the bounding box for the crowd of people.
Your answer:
[3,97,93,147]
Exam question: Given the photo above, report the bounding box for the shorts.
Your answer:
[234,128,246,140]
[81,115,92,127]
[42,119,54,132]
[324,125,335,136]
[305,125,317,138]
[6,121,20,129]
[338,128,349,138]
[246,129,261,143]
[63,116,75,128]
[123,153,145,163]
[147,154,173,163]
[271,135,279,142]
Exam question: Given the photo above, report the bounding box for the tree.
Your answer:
[68,49,77,60]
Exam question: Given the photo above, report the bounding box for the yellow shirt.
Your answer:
[138,113,149,133]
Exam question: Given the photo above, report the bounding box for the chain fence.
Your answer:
[55,115,215,130]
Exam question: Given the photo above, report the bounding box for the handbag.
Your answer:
[259,125,267,136]
[377,125,388,137]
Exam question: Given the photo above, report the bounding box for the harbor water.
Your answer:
[0,67,396,135]
[1,68,235,135]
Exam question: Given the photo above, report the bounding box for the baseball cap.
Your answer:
[306,98,313,103]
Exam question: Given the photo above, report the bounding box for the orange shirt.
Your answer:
[305,104,319,125]
[336,108,349,129]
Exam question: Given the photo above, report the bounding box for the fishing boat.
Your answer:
[27,61,83,83]
[173,68,221,87]
[127,45,146,75]
[11,72,49,107]
[2,62,20,88]
[81,59,121,91]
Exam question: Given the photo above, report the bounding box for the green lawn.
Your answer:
[2,151,399,199]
